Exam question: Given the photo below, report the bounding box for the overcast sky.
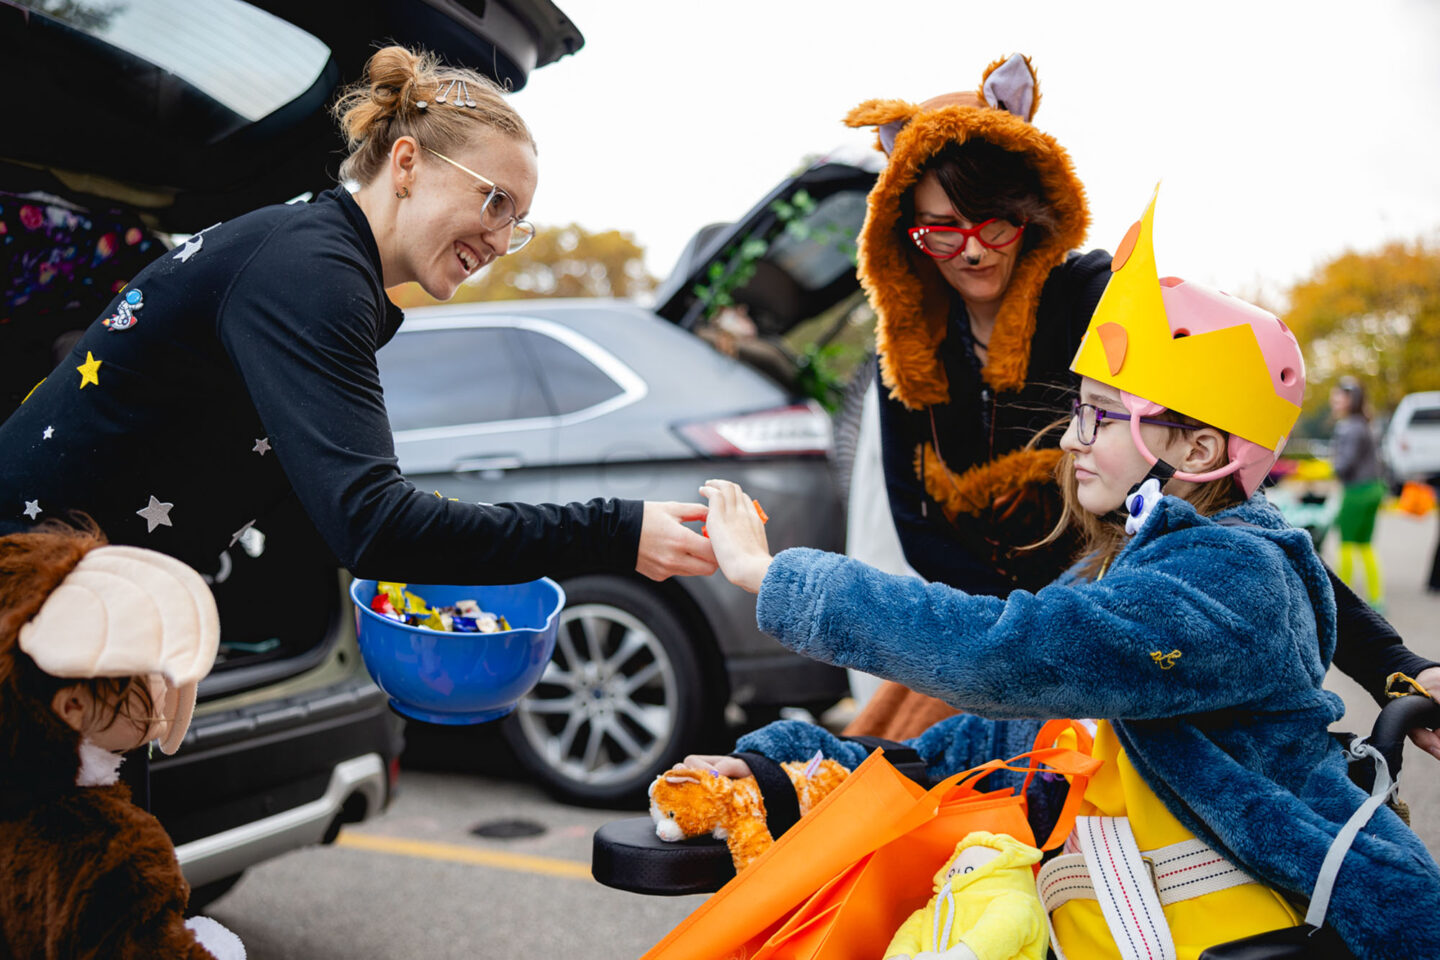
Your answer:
[509,0,1440,304]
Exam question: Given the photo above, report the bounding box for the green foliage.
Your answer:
[1283,238,1440,425]
[689,188,865,410]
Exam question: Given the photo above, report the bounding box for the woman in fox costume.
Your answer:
[843,54,1439,742]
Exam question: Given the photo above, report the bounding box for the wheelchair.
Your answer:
[592,694,1440,960]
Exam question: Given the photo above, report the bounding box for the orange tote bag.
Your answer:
[643,720,1100,960]
[752,727,1100,960]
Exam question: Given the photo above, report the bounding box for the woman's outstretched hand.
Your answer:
[636,501,717,581]
[699,479,773,594]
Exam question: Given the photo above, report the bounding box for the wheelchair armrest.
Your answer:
[592,816,734,896]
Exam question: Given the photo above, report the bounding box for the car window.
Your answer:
[513,328,625,416]
[1409,406,1440,426]
[763,190,868,291]
[19,0,330,122]
[378,328,550,431]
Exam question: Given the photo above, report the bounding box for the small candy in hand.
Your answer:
[702,500,768,538]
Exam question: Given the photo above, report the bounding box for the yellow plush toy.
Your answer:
[884,831,1047,960]
[648,754,848,872]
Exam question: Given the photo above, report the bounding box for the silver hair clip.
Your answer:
[436,79,477,108]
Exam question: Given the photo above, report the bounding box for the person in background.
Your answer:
[1330,376,1386,610]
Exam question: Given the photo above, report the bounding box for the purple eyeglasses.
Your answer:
[1071,400,1198,446]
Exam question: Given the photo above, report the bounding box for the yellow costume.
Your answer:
[1051,722,1303,960]
[884,830,1047,960]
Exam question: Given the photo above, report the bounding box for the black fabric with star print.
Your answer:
[0,188,643,584]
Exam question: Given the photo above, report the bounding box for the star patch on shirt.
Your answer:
[76,352,102,389]
[136,495,174,533]
[22,500,42,520]
[253,437,271,456]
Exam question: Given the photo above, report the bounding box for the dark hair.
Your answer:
[904,140,1057,253]
[1334,376,1368,421]
[331,45,535,185]
[0,519,155,796]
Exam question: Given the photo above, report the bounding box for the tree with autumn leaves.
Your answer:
[1283,238,1440,425]
[388,223,655,308]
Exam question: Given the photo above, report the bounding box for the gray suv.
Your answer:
[377,301,850,805]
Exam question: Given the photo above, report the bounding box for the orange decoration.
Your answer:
[1111,220,1141,272]
[1097,322,1128,375]
[702,500,768,538]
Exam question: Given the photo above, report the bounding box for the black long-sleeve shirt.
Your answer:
[0,188,642,583]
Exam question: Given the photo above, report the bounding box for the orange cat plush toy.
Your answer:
[649,753,848,871]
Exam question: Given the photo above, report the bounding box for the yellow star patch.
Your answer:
[76,351,102,389]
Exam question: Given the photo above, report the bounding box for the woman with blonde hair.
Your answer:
[0,45,715,589]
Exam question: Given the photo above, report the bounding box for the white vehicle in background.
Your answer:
[1382,391,1440,483]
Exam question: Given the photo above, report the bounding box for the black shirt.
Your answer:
[0,189,641,583]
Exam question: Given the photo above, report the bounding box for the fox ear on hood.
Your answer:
[844,98,920,155]
[979,53,1041,122]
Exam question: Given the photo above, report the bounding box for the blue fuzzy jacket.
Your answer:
[736,494,1440,958]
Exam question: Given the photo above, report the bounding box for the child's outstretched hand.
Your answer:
[699,479,773,594]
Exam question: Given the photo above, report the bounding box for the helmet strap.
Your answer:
[1115,458,1177,535]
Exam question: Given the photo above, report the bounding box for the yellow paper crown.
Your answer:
[1070,188,1301,451]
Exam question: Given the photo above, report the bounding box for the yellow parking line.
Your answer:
[335,830,594,880]
[337,831,594,880]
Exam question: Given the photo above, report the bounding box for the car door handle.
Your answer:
[452,455,524,476]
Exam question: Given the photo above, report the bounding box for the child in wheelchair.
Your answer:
[686,194,1440,959]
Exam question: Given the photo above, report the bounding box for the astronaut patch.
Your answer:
[103,288,144,332]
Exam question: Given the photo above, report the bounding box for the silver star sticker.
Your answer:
[136,496,174,533]
[42,425,54,440]
[252,437,271,456]
[229,519,256,548]
[22,500,41,520]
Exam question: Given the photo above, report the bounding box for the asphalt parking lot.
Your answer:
[206,508,1440,959]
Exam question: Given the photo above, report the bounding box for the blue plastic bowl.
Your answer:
[349,578,565,725]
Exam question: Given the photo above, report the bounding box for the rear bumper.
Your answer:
[153,675,404,887]
[175,753,387,887]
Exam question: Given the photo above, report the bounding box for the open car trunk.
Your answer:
[652,153,882,413]
[1,0,583,696]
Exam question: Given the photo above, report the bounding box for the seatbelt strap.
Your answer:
[1039,836,1256,911]
[1305,739,1394,930]
[1048,815,1177,960]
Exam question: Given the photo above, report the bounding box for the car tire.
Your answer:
[502,575,711,807]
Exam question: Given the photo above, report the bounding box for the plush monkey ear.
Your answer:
[980,53,1040,122]
[17,545,218,755]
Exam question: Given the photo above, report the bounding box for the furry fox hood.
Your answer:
[846,54,1090,409]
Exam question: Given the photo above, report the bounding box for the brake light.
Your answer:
[674,402,833,457]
